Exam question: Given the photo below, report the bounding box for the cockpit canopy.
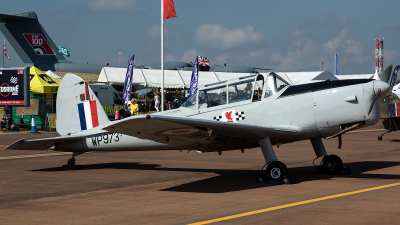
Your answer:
[181,72,289,109]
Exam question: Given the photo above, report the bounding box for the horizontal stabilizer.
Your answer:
[4,136,84,150]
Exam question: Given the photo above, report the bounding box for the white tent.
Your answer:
[45,70,62,80]
[98,67,343,88]
[98,67,250,89]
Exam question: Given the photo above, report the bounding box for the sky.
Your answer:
[1,0,400,75]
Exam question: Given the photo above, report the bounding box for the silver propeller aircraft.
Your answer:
[5,72,390,182]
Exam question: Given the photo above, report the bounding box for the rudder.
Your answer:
[56,73,109,135]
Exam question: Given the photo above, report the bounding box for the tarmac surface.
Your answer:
[1,130,400,224]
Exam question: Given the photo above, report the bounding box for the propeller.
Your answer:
[368,65,393,115]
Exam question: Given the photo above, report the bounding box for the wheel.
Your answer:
[322,154,343,173]
[378,136,383,141]
[266,161,287,182]
[67,158,75,167]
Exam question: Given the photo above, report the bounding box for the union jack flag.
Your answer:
[3,40,10,59]
[198,56,210,66]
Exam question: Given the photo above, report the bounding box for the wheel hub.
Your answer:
[326,161,336,171]
[270,167,281,179]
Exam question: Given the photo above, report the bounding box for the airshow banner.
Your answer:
[0,67,30,106]
[189,56,199,96]
[122,54,135,106]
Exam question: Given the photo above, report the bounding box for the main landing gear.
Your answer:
[257,137,351,184]
[257,137,297,184]
[62,152,85,169]
[311,138,351,175]
[261,161,288,182]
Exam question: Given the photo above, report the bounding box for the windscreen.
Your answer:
[181,91,197,109]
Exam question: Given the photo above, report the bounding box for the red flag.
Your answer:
[163,0,177,20]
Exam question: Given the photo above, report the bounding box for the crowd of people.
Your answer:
[114,88,189,120]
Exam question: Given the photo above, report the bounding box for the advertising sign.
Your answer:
[0,67,30,106]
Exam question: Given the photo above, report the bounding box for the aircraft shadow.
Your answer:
[31,161,400,193]
[162,161,400,193]
[31,162,162,172]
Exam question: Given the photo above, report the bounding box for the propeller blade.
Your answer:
[368,88,381,115]
[368,98,378,115]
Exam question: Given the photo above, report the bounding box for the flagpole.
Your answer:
[2,40,4,68]
[161,0,164,111]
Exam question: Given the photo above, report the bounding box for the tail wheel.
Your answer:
[266,161,287,182]
[322,154,343,173]
[67,158,76,167]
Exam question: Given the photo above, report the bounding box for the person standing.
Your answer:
[130,98,139,115]
[1,109,10,131]
[114,106,121,120]
[154,92,160,112]
[166,90,174,110]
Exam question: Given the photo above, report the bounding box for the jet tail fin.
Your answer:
[56,74,110,135]
[0,11,68,67]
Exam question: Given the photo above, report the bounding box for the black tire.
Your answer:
[266,161,287,182]
[322,154,343,173]
[67,158,76,167]
[378,136,383,141]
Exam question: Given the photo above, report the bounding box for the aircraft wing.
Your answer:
[4,136,84,150]
[103,114,303,152]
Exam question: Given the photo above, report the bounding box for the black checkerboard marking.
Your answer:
[213,115,223,121]
[213,111,245,121]
[236,111,245,121]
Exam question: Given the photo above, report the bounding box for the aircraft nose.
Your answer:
[374,80,390,99]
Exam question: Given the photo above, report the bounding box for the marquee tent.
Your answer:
[98,67,339,88]
[98,67,255,88]
[30,66,61,93]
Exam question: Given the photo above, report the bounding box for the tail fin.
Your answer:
[380,65,393,83]
[56,73,109,135]
[0,11,68,66]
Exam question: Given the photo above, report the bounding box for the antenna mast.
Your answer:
[375,37,384,77]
